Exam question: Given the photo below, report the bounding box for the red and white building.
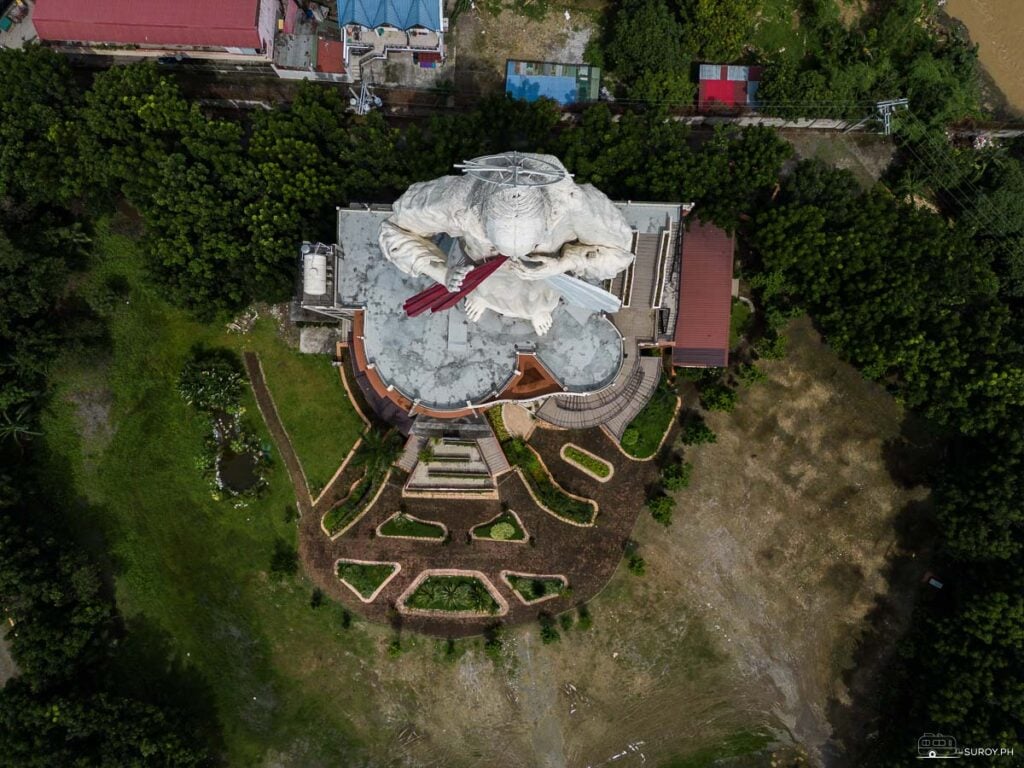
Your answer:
[33,0,280,62]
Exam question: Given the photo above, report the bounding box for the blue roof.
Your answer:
[337,0,441,31]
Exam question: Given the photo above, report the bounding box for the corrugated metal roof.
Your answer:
[33,0,263,49]
[672,221,733,367]
[337,0,442,31]
[726,65,748,81]
[698,63,721,80]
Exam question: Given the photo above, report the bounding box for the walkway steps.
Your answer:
[478,435,511,476]
[397,434,425,473]
[536,354,663,438]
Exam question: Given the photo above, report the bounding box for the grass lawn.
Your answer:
[472,511,526,541]
[378,514,445,539]
[40,219,385,765]
[337,561,397,599]
[248,319,363,496]
[621,382,678,459]
[752,0,807,59]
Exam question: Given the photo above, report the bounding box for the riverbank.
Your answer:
[945,0,1024,118]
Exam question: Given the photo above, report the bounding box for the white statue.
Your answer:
[378,152,634,335]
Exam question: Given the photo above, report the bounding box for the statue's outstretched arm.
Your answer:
[378,221,449,284]
[560,185,635,280]
[378,178,475,290]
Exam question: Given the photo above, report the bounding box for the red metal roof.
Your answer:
[672,221,734,368]
[33,0,264,49]
[699,78,744,107]
[315,37,346,74]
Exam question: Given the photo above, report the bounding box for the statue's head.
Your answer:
[481,185,550,259]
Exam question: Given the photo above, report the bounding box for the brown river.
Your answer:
[945,0,1024,113]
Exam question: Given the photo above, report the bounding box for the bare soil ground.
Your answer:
[452,3,598,97]
[785,132,896,189]
[269,317,924,767]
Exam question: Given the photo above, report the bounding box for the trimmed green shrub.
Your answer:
[563,445,612,478]
[472,512,526,541]
[489,521,516,540]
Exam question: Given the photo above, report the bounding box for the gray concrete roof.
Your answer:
[336,208,623,410]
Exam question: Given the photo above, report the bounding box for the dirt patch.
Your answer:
[452,6,596,97]
[643,317,929,764]
[67,386,114,459]
[785,132,896,189]
[502,403,537,439]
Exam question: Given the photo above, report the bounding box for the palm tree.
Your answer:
[357,428,402,480]
[0,405,41,450]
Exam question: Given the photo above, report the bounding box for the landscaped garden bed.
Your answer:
[321,430,401,535]
[502,572,569,605]
[560,443,613,481]
[377,512,446,540]
[403,574,502,614]
[504,439,597,525]
[336,560,399,601]
[471,510,527,541]
[620,381,680,460]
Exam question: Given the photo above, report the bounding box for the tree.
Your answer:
[646,494,675,526]
[0,46,79,209]
[661,459,693,491]
[74,62,193,205]
[676,0,759,61]
[605,0,691,103]
[700,382,738,412]
[679,413,716,445]
[0,680,213,767]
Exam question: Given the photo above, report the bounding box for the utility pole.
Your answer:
[876,98,909,135]
[348,81,382,115]
[842,98,909,135]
